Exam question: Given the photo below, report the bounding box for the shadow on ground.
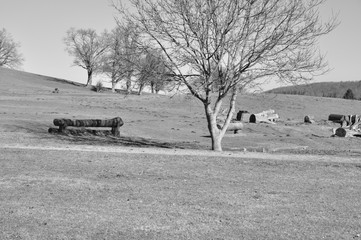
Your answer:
[14,122,202,150]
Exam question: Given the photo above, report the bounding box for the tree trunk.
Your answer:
[126,80,131,93]
[126,71,132,94]
[111,81,116,93]
[86,69,93,87]
[205,104,223,151]
[150,82,155,93]
[204,86,238,151]
[138,84,144,95]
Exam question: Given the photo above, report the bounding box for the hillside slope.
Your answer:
[2,67,361,154]
[0,67,86,94]
[267,80,361,99]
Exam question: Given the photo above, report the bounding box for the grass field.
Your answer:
[1,67,361,239]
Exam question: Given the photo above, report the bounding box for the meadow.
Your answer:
[1,67,361,239]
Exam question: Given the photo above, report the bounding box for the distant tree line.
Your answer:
[268,82,361,100]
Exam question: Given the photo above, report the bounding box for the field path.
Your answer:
[2,144,360,164]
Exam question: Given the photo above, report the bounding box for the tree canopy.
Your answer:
[0,28,24,69]
[64,28,109,87]
[114,0,338,151]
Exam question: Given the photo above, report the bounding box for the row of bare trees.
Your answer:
[63,24,173,94]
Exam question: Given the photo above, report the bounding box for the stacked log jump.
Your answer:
[48,117,124,137]
[217,121,244,134]
[328,114,361,137]
[249,109,279,124]
[236,109,279,124]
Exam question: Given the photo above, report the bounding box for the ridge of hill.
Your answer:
[267,80,361,99]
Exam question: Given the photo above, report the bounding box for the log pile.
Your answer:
[329,114,361,137]
[49,117,124,137]
[249,109,279,124]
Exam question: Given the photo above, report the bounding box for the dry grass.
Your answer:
[1,67,361,239]
[1,148,361,239]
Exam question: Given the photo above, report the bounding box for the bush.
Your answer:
[92,81,105,92]
[343,89,355,100]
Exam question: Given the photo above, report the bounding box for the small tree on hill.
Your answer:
[343,89,355,100]
[114,0,338,151]
[64,28,109,87]
[0,28,24,69]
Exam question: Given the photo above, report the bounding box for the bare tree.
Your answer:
[101,24,141,92]
[64,28,109,87]
[121,22,140,93]
[114,0,338,151]
[0,28,24,69]
[136,49,172,95]
[101,27,127,92]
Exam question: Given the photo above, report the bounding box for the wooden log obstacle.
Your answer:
[328,114,361,129]
[49,117,124,137]
[329,114,361,137]
[236,110,251,122]
[217,121,244,134]
[249,109,279,124]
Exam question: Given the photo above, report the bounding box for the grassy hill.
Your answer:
[2,66,361,153]
[267,80,361,99]
[1,67,361,239]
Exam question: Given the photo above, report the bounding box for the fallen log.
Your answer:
[217,121,244,134]
[328,114,349,125]
[333,127,361,138]
[236,110,251,122]
[249,113,279,124]
[333,127,347,137]
[51,117,124,137]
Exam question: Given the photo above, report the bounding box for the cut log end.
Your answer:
[334,128,347,137]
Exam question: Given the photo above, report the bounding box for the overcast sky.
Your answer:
[1,0,360,90]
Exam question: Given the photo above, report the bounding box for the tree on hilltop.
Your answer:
[0,28,24,69]
[114,0,338,151]
[64,28,109,87]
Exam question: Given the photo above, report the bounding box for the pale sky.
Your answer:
[1,0,360,90]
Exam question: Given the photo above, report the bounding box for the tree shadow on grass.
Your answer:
[14,122,202,150]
